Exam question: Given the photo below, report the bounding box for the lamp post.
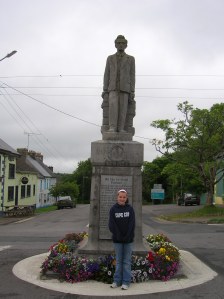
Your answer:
[0,50,17,62]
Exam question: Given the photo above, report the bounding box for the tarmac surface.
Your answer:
[0,210,220,297]
[12,248,217,297]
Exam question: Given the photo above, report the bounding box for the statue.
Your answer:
[79,37,145,256]
[101,35,136,137]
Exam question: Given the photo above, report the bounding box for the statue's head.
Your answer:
[115,35,127,50]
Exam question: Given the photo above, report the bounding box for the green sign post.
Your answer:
[151,188,165,202]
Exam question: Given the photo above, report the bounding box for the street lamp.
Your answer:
[0,50,17,62]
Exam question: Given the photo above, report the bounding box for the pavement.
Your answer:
[0,214,219,297]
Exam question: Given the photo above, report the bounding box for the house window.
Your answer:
[21,185,26,199]
[33,184,36,196]
[27,185,31,197]
[8,186,14,201]
[8,163,15,179]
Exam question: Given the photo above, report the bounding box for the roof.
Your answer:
[26,156,53,178]
[36,159,56,178]
[16,155,39,175]
[0,138,20,157]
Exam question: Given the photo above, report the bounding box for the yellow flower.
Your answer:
[158,247,166,255]
[165,255,170,261]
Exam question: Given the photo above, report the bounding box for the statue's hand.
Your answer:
[129,92,135,102]
[101,91,109,99]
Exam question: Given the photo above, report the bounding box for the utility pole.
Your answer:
[24,132,41,150]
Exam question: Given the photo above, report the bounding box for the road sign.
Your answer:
[151,189,165,200]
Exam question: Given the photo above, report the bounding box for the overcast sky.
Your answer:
[1,0,224,173]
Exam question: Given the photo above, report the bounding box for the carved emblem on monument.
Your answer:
[108,145,124,161]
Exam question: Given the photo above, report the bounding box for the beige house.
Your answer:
[17,149,57,208]
[0,139,56,211]
[0,138,38,210]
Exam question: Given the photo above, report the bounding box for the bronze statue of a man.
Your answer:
[102,35,135,133]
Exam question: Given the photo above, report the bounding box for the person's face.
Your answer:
[115,41,127,52]
[117,191,127,205]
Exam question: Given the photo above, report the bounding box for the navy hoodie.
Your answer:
[109,202,135,243]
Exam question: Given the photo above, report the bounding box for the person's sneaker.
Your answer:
[110,282,118,288]
[121,284,129,290]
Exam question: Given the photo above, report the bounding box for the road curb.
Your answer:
[12,250,217,297]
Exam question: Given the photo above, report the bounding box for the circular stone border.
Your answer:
[12,251,217,297]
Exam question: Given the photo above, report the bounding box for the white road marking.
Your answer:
[0,245,12,252]
[14,217,34,224]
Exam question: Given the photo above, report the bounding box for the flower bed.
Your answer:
[41,232,180,283]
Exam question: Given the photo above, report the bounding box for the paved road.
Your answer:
[0,204,223,299]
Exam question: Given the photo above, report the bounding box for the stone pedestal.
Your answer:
[79,139,147,256]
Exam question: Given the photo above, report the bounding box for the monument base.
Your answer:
[79,139,147,257]
[102,131,133,141]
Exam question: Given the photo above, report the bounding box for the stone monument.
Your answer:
[79,35,146,255]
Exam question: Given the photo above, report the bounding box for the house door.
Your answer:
[15,186,19,205]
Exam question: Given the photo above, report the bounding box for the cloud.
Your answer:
[1,0,224,172]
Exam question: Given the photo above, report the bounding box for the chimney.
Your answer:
[35,152,43,162]
[48,166,53,172]
[28,150,44,162]
[17,148,28,156]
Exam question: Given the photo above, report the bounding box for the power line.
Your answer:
[0,81,156,144]
[1,90,59,159]
[3,87,66,159]
[1,93,223,100]
[0,96,25,132]
[1,74,224,78]
[0,81,101,127]
[2,86,224,91]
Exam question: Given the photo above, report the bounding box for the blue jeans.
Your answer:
[113,242,133,286]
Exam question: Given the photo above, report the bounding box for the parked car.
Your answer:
[177,193,200,206]
[56,196,75,209]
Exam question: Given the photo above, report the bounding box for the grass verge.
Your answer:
[160,205,224,223]
[35,205,58,214]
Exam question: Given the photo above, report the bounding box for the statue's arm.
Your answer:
[130,57,135,100]
[103,56,110,93]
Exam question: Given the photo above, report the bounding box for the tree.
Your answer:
[50,181,79,200]
[151,101,224,205]
[142,156,170,202]
[162,157,205,200]
[73,159,92,203]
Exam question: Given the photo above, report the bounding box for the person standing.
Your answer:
[108,189,135,290]
[102,35,135,133]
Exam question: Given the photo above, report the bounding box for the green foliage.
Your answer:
[73,159,92,203]
[35,205,58,214]
[151,101,224,205]
[160,205,224,223]
[162,156,205,198]
[49,181,79,200]
[142,156,173,202]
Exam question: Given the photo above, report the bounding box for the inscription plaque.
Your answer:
[99,175,132,239]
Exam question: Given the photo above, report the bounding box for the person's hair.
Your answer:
[117,189,127,194]
[114,35,128,44]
